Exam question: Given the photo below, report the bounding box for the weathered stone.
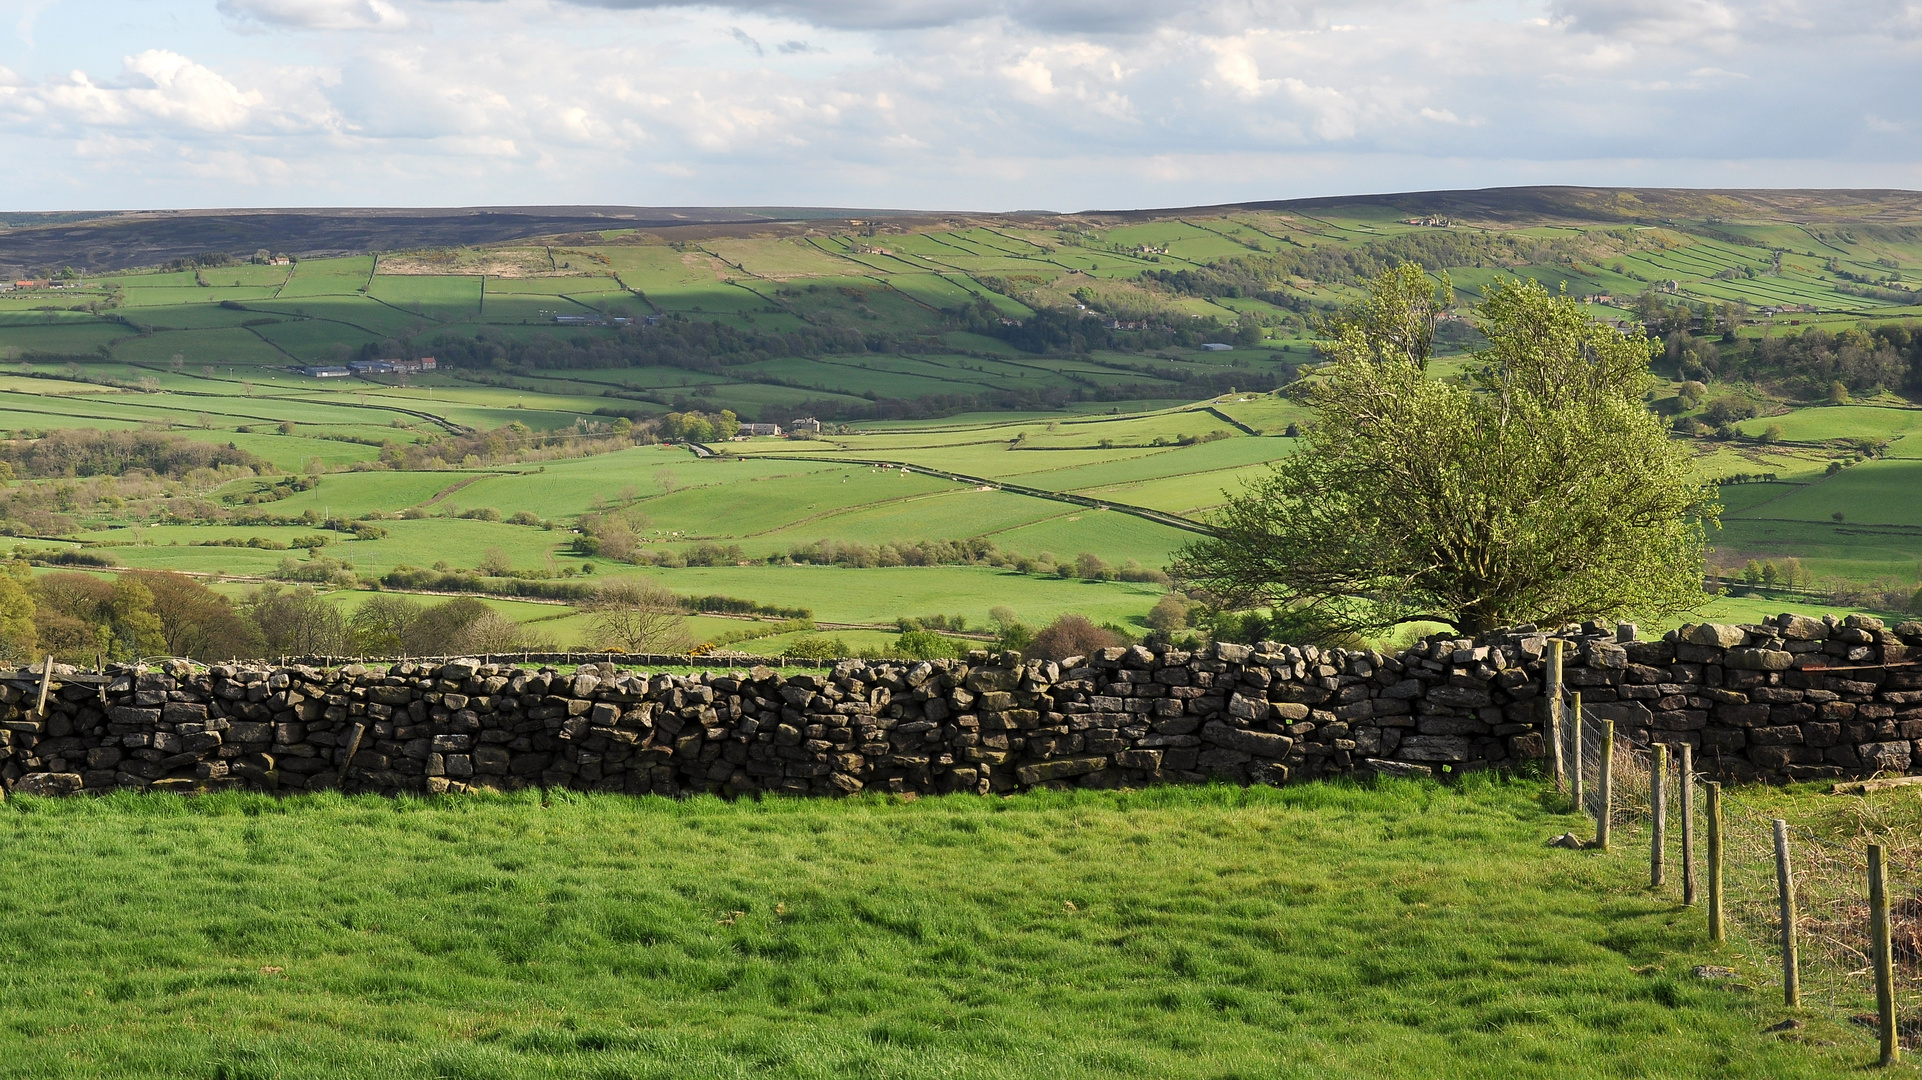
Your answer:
[1862,742,1914,772]
[1681,623,1748,648]
[1778,615,1827,641]
[1363,759,1434,779]
[13,772,83,796]
[1395,735,1471,762]
[1725,648,1794,672]
[1426,685,1491,709]
[1015,756,1108,785]
[1200,721,1293,758]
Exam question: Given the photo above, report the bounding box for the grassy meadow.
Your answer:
[0,777,1879,1079]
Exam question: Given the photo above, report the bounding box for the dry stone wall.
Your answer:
[2,611,1919,799]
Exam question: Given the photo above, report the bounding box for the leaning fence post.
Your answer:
[35,653,53,716]
[1707,781,1724,941]
[1597,718,1614,851]
[1571,691,1585,818]
[1773,818,1800,1008]
[1547,639,1565,789]
[1680,744,1697,906]
[1650,743,1667,888]
[1871,843,1899,1066]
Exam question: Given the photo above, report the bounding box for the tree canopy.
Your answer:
[1172,265,1717,639]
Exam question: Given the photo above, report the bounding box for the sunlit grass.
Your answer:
[0,778,1868,1078]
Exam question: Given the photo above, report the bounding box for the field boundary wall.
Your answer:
[3,612,1920,798]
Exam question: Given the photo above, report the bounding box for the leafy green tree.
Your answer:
[1173,267,1717,638]
[0,562,34,663]
[350,594,424,655]
[105,577,166,660]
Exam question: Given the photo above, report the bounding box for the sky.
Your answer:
[0,0,1918,212]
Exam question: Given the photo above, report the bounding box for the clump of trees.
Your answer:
[656,410,739,442]
[377,420,639,471]
[0,429,265,480]
[0,565,570,665]
[1679,323,1922,397]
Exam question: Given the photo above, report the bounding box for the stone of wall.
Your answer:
[1,612,1916,798]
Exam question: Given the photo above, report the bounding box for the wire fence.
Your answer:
[1547,650,1909,1065]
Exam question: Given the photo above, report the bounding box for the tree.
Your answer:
[242,584,350,657]
[1145,593,1193,633]
[31,572,113,663]
[100,576,166,661]
[581,580,691,653]
[404,597,492,656]
[458,611,528,653]
[130,570,260,659]
[0,562,35,663]
[350,594,423,655]
[1172,267,1717,638]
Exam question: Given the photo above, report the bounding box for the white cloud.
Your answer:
[0,0,1917,210]
[31,50,266,133]
[218,0,422,32]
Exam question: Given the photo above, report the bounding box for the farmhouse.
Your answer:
[350,357,436,375]
[741,422,781,436]
[553,314,632,327]
[789,417,822,433]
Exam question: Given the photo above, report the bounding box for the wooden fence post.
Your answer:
[1571,691,1585,819]
[1547,639,1565,789]
[1871,843,1899,1066]
[1774,818,1800,1008]
[1651,743,1667,888]
[1707,781,1724,942]
[35,653,53,716]
[1597,718,1614,851]
[1680,744,1697,907]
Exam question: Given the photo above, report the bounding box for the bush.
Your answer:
[783,635,849,660]
[892,629,964,660]
[458,507,502,522]
[1145,593,1193,632]
[1073,552,1112,580]
[995,621,1035,654]
[1025,614,1119,662]
[1118,560,1172,586]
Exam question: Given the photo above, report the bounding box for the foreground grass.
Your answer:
[0,778,1872,1078]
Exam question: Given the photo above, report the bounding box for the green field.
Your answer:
[2,191,1922,641]
[0,778,1874,1079]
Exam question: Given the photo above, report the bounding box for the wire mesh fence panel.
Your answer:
[1712,789,1886,1025]
[1558,693,1893,1036]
